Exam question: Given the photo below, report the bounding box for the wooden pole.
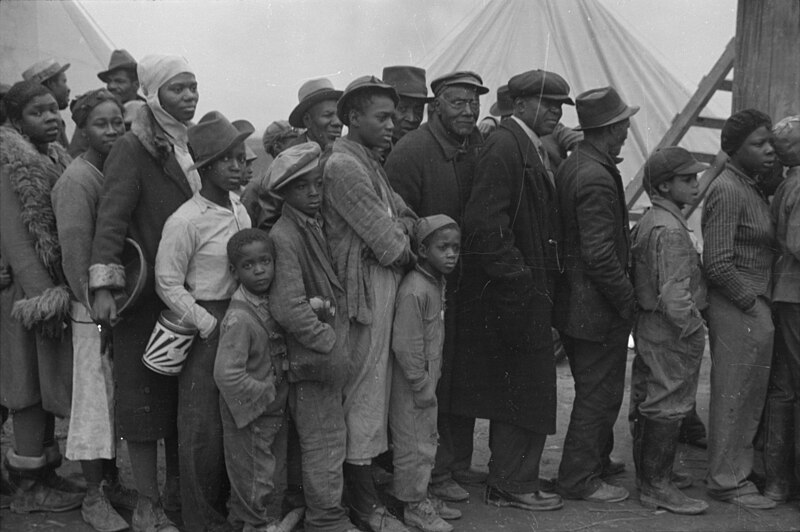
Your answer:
[733,0,800,119]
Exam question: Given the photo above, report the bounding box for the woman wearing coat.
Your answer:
[0,81,82,513]
[89,55,199,531]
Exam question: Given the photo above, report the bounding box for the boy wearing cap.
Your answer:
[629,147,710,515]
[390,215,462,532]
[268,142,358,532]
[324,75,416,532]
[214,228,289,532]
[155,111,254,530]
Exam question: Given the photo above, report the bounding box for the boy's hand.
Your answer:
[413,378,437,409]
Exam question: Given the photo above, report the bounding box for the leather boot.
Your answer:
[5,450,84,514]
[763,397,794,502]
[344,463,380,523]
[638,418,708,515]
[42,443,86,493]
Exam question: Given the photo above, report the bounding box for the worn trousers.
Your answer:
[706,291,773,499]
[390,355,440,502]
[764,302,800,490]
[221,397,285,531]
[488,421,546,493]
[431,413,475,484]
[557,322,630,497]
[179,300,230,531]
[630,311,705,421]
[290,379,352,532]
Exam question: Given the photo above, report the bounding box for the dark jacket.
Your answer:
[554,140,634,341]
[270,203,350,383]
[454,118,560,433]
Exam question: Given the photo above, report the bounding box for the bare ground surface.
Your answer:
[2,347,799,531]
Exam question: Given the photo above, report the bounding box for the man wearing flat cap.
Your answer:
[458,69,574,512]
[382,66,432,148]
[385,70,488,504]
[554,86,639,503]
[289,78,344,152]
[22,59,71,148]
[323,75,416,532]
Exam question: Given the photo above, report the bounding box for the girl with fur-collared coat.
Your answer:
[89,55,199,531]
[0,81,82,514]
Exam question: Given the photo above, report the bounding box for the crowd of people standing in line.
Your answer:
[0,47,798,532]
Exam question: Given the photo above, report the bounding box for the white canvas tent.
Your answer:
[420,0,724,192]
[0,0,114,135]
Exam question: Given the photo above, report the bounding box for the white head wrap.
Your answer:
[138,55,201,191]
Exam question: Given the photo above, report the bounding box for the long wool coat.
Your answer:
[88,106,193,441]
[454,119,561,434]
[0,126,73,415]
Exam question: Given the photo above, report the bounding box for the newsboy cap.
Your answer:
[574,86,639,131]
[416,214,459,245]
[22,59,70,84]
[430,71,489,96]
[268,142,322,192]
[382,66,432,101]
[643,147,708,193]
[187,111,254,171]
[507,70,574,104]
[98,49,138,82]
[289,78,343,128]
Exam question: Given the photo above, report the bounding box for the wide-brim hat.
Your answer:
[507,69,574,105]
[430,70,490,96]
[490,85,513,117]
[98,49,138,82]
[288,78,343,128]
[337,75,399,126]
[382,65,432,102]
[85,238,146,315]
[188,111,254,171]
[574,86,639,131]
[22,59,70,84]
[232,120,258,162]
[268,141,322,192]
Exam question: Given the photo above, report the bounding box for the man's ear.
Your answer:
[656,180,671,195]
[348,109,360,129]
[302,112,312,129]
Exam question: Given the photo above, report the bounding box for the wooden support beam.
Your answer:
[625,38,735,209]
[718,79,733,92]
[693,116,727,129]
[689,152,716,164]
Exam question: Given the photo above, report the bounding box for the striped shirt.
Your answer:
[701,164,775,310]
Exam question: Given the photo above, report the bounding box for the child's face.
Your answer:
[419,227,461,275]
[282,169,323,217]
[231,240,274,295]
[204,144,247,193]
[659,173,699,209]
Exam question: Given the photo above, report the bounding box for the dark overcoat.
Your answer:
[88,106,193,441]
[553,140,634,342]
[453,119,560,433]
[384,116,483,413]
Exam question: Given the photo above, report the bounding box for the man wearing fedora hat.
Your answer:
[98,49,142,105]
[22,59,71,147]
[323,75,416,532]
[385,70,488,504]
[553,86,639,503]
[289,78,344,152]
[458,69,575,512]
[382,66,432,147]
[156,111,254,531]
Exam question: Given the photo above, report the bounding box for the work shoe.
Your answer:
[428,479,469,502]
[10,480,85,513]
[104,478,138,511]
[362,506,409,532]
[43,468,87,493]
[451,467,488,485]
[428,495,462,519]
[601,459,626,478]
[81,489,129,532]
[132,495,179,532]
[727,493,777,510]
[640,484,707,514]
[582,481,629,503]
[485,485,563,511]
[404,499,452,532]
[671,470,693,490]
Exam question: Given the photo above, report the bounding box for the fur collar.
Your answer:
[130,104,174,164]
[0,126,70,283]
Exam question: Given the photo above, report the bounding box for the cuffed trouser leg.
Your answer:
[487,421,546,494]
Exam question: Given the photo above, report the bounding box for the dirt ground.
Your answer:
[2,346,799,532]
